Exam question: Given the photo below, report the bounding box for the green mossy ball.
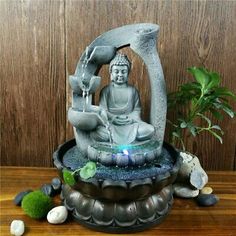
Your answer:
[21,190,53,219]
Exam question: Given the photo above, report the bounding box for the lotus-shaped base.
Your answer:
[88,139,162,167]
[53,139,181,233]
[62,184,173,233]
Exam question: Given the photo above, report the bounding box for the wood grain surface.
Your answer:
[1,0,236,170]
[0,0,66,167]
[0,167,236,236]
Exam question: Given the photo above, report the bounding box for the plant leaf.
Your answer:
[209,130,223,144]
[214,87,236,98]
[63,169,76,186]
[211,125,224,135]
[211,125,221,130]
[222,106,235,118]
[180,121,187,128]
[85,161,96,169]
[207,72,220,89]
[188,67,210,89]
[181,82,201,92]
[172,131,180,138]
[79,162,97,180]
[209,108,223,120]
[197,113,212,127]
[189,126,197,136]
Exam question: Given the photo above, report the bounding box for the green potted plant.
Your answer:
[167,67,236,201]
[167,67,236,150]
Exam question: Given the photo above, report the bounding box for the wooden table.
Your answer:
[1,167,236,236]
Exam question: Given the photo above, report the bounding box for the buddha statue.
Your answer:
[91,53,155,144]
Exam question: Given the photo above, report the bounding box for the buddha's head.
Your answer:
[109,53,131,85]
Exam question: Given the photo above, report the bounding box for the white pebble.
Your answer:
[47,206,68,224]
[10,220,25,236]
[200,186,213,194]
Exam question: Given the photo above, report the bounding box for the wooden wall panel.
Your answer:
[65,0,236,170]
[1,0,236,170]
[0,0,66,166]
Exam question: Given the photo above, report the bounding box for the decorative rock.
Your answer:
[10,220,25,236]
[190,170,208,190]
[173,183,199,198]
[200,186,213,195]
[177,152,208,188]
[180,152,193,163]
[51,177,62,192]
[40,184,56,197]
[195,194,219,207]
[47,206,68,224]
[14,190,32,206]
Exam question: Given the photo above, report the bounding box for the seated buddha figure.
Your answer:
[91,53,154,144]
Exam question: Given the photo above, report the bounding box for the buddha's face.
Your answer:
[111,65,129,85]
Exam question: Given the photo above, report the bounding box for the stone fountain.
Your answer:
[53,23,181,233]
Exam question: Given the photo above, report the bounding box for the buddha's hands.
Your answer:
[112,115,133,125]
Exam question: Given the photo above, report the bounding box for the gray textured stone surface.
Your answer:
[190,170,208,190]
[176,152,208,189]
[173,183,199,198]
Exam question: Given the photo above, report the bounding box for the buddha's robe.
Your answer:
[99,84,153,144]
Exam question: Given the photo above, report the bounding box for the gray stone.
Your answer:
[14,190,32,206]
[51,177,62,192]
[10,220,25,236]
[47,206,68,224]
[173,183,199,198]
[177,152,208,189]
[196,194,219,207]
[190,170,208,190]
[40,184,56,197]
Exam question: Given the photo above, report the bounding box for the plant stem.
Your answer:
[72,168,81,175]
[188,92,204,122]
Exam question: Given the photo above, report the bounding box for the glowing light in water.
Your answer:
[123,149,129,155]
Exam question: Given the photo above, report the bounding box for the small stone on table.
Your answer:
[14,190,32,206]
[10,220,25,236]
[200,186,213,195]
[196,194,219,207]
[40,184,56,197]
[47,206,68,224]
[51,177,62,192]
[173,183,199,198]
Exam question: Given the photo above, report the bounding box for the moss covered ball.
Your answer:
[21,190,53,219]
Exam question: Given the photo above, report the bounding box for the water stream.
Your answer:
[105,123,113,147]
[81,55,89,112]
